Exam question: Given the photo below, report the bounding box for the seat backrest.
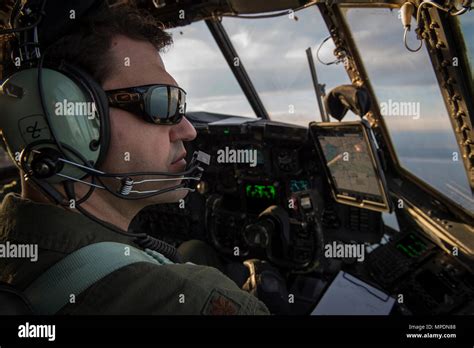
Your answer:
[0,282,35,315]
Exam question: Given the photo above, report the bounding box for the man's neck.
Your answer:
[79,191,137,231]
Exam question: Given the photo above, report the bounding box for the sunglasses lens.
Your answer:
[149,87,169,122]
[148,86,186,124]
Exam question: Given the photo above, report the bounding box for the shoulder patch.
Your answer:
[201,289,241,315]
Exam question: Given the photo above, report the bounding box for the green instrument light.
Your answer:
[396,233,428,258]
[245,184,276,200]
[396,244,415,258]
[223,128,230,135]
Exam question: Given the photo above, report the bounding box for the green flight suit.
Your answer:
[0,193,270,315]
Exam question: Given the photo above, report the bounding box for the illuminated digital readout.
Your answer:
[396,233,428,258]
[289,179,310,193]
[245,184,276,200]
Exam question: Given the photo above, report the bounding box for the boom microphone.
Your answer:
[22,149,211,200]
[62,150,211,199]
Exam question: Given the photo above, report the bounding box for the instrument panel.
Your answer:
[131,116,386,271]
[188,117,326,270]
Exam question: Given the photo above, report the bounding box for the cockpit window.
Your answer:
[222,6,353,126]
[163,21,255,117]
[343,7,474,214]
[458,9,474,94]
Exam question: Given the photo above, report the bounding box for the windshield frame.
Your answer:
[427,7,474,194]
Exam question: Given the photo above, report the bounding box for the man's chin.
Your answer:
[142,185,189,206]
[171,188,189,202]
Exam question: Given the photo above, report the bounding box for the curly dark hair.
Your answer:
[44,5,173,84]
[1,4,173,84]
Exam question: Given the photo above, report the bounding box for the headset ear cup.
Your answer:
[30,148,64,179]
[58,63,110,169]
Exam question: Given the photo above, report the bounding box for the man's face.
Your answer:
[99,35,197,205]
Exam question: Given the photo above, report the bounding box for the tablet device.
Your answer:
[310,121,392,212]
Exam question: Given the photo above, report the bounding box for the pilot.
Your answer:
[0,4,270,315]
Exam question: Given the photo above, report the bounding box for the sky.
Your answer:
[161,6,474,213]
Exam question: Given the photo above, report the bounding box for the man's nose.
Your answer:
[170,116,197,142]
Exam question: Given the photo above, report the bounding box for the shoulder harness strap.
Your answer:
[24,241,173,314]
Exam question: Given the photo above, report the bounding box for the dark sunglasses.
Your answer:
[105,84,187,125]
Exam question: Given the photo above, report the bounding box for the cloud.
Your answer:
[188,94,255,116]
[164,38,221,72]
[230,31,250,49]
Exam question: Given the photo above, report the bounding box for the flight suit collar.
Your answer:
[0,193,135,254]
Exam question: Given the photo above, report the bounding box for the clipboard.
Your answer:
[311,271,395,315]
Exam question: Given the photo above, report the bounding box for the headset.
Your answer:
[0,0,211,262]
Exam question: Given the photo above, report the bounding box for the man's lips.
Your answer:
[171,152,187,165]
